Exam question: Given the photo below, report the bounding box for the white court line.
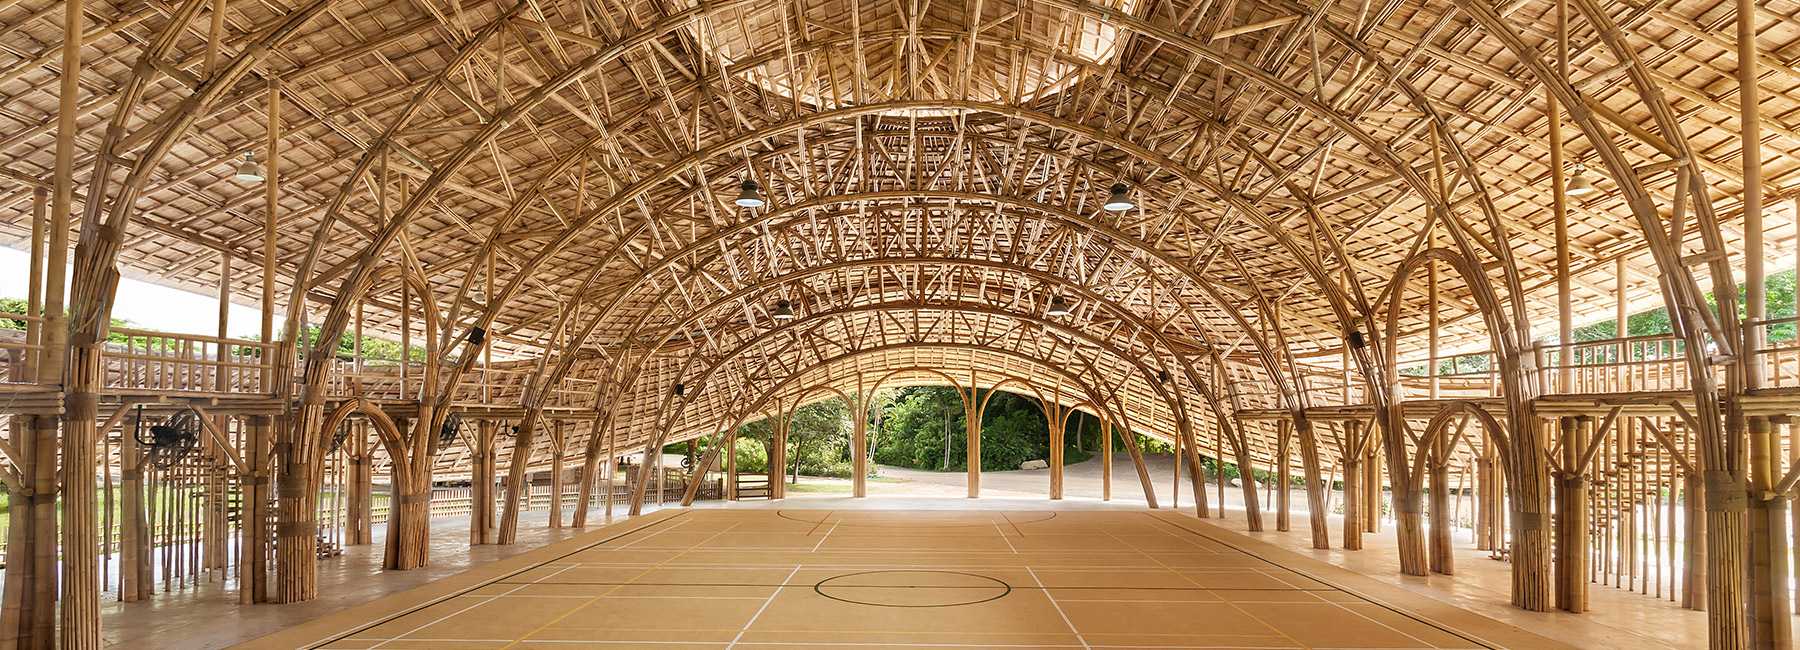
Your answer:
[356,582,532,650]
[612,518,693,549]
[723,565,803,650]
[1026,566,1092,650]
[994,520,1019,553]
[811,521,838,552]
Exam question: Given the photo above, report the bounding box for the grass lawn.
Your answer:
[786,483,852,493]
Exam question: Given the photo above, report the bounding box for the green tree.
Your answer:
[869,386,1090,472]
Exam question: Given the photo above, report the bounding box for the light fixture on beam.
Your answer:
[234,152,264,182]
[1047,296,1073,317]
[1103,182,1134,211]
[1567,163,1600,197]
[734,179,765,207]
[772,299,797,320]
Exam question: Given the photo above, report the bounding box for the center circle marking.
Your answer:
[813,570,1011,608]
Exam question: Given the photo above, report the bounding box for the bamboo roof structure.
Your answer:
[3,0,1800,645]
[4,0,1796,444]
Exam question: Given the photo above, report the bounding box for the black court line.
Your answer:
[486,580,1338,592]
[300,510,692,649]
[813,570,1013,608]
[774,510,1057,528]
[1145,512,1508,650]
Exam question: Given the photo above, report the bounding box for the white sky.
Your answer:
[0,245,280,339]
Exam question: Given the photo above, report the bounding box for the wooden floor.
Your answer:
[241,509,1578,650]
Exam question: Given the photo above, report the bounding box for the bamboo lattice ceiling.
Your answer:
[1,0,1798,450]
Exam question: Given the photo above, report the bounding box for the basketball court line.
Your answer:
[240,509,1576,650]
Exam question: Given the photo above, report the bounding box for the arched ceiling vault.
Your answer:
[3,0,1790,469]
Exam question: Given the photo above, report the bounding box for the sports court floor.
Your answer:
[242,509,1575,649]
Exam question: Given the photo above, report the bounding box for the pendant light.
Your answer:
[734,179,765,207]
[1103,182,1134,211]
[1567,163,1599,197]
[235,152,264,182]
[772,299,797,319]
[1047,296,1073,317]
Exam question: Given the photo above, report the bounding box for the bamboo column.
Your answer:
[245,414,271,603]
[1476,428,1500,550]
[2,403,38,646]
[56,0,104,638]
[1556,416,1589,611]
[1343,422,1364,551]
[550,421,565,528]
[1048,401,1064,500]
[768,415,787,499]
[1276,420,1292,532]
[1179,416,1209,518]
[1791,420,1800,617]
[1429,423,1454,575]
[852,395,869,498]
[348,422,372,545]
[1685,467,1708,610]
[1102,419,1112,501]
[498,411,542,542]
[1749,414,1790,649]
[573,420,601,526]
[1298,416,1331,549]
[965,386,981,498]
[1738,0,1785,642]
[383,412,432,571]
[121,411,148,602]
[1363,441,1383,533]
[4,187,47,644]
[472,420,495,542]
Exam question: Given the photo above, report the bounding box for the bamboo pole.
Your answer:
[1739,0,1785,642]
[1048,401,1064,500]
[1119,421,1159,508]
[349,421,372,545]
[1299,416,1330,548]
[2,407,40,648]
[1556,416,1590,611]
[1183,416,1209,517]
[383,412,431,570]
[1364,439,1383,534]
[576,417,604,525]
[550,422,565,528]
[25,188,44,379]
[853,395,869,498]
[472,420,494,543]
[965,385,980,498]
[1750,413,1790,649]
[1276,420,1291,532]
[1102,419,1112,501]
[55,0,103,641]
[603,419,617,518]
[770,411,788,499]
[499,411,541,541]
[1343,428,1364,551]
[3,188,45,642]
[1791,419,1800,616]
[1429,421,1454,575]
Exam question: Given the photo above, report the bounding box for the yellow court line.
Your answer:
[1094,514,1320,650]
[496,519,745,649]
[547,626,1286,638]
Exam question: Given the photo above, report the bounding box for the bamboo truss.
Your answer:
[0,0,1799,647]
